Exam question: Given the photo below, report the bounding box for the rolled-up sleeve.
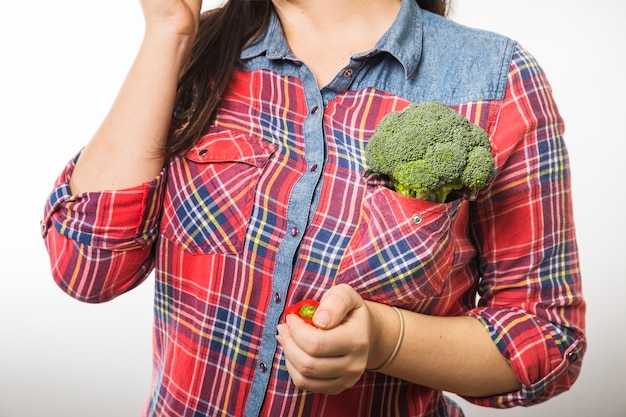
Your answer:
[41,153,165,303]
[463,46,586,407]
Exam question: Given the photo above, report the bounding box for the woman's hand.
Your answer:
[139,0,203,38]
[277,284,370,394]
[276,284,394,395]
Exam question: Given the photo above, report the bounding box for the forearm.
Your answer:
[366,301,520,397]
[70,31,195,193]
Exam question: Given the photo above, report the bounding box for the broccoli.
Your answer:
[364,101,495,203]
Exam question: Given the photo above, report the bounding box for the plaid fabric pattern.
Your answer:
[41,22,585,417]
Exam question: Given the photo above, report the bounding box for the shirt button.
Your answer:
[259,362,268,373]
[567,350,579,363]
[274,293,282,303]
[310,106,320,114]
[343,68,353,78]
[411,214,423,225]
[291,227,300,237]
[199,149,208,156]
[310,164,319,173]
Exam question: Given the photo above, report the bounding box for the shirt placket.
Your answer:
[244,64,327,417]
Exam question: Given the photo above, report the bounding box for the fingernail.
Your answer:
[314,310,331,328]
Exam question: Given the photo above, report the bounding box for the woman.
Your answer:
[41,0,586,415]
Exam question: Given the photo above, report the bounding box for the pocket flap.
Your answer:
[185,129,277,167]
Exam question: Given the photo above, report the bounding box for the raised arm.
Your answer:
[42,1,204,302]
[70,0,202,193]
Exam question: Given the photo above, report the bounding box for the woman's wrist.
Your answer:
[364,302,405,371]
[367,306,404,372]
[141,28,197,65]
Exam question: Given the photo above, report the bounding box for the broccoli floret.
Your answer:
[462,146,495,189]
[365,101,494,203]
[391,160,439,201]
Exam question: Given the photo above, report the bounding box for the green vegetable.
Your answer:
[365,101,495,203]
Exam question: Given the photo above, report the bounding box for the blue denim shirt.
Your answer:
[242,0,515,105]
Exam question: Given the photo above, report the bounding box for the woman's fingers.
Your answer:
[278,315,366,394]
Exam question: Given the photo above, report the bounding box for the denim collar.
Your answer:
[241,0,423,78]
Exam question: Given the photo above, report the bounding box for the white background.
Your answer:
[1,1,624,416]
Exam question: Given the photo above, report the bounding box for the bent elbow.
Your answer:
[46,232,153,303]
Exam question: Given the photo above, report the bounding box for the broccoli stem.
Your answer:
[433,184,461,204]
[392,179,436,201]
[434,190,449,204]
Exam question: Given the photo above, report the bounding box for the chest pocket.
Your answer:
[335,180,462,311]
[161,129,277,254]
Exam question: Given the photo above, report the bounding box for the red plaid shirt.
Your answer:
[41,3,585,416]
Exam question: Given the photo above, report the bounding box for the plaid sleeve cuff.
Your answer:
[461,308,586,408]
[41,154,165,251]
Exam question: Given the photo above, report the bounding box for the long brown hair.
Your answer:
[166,0,450,157]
